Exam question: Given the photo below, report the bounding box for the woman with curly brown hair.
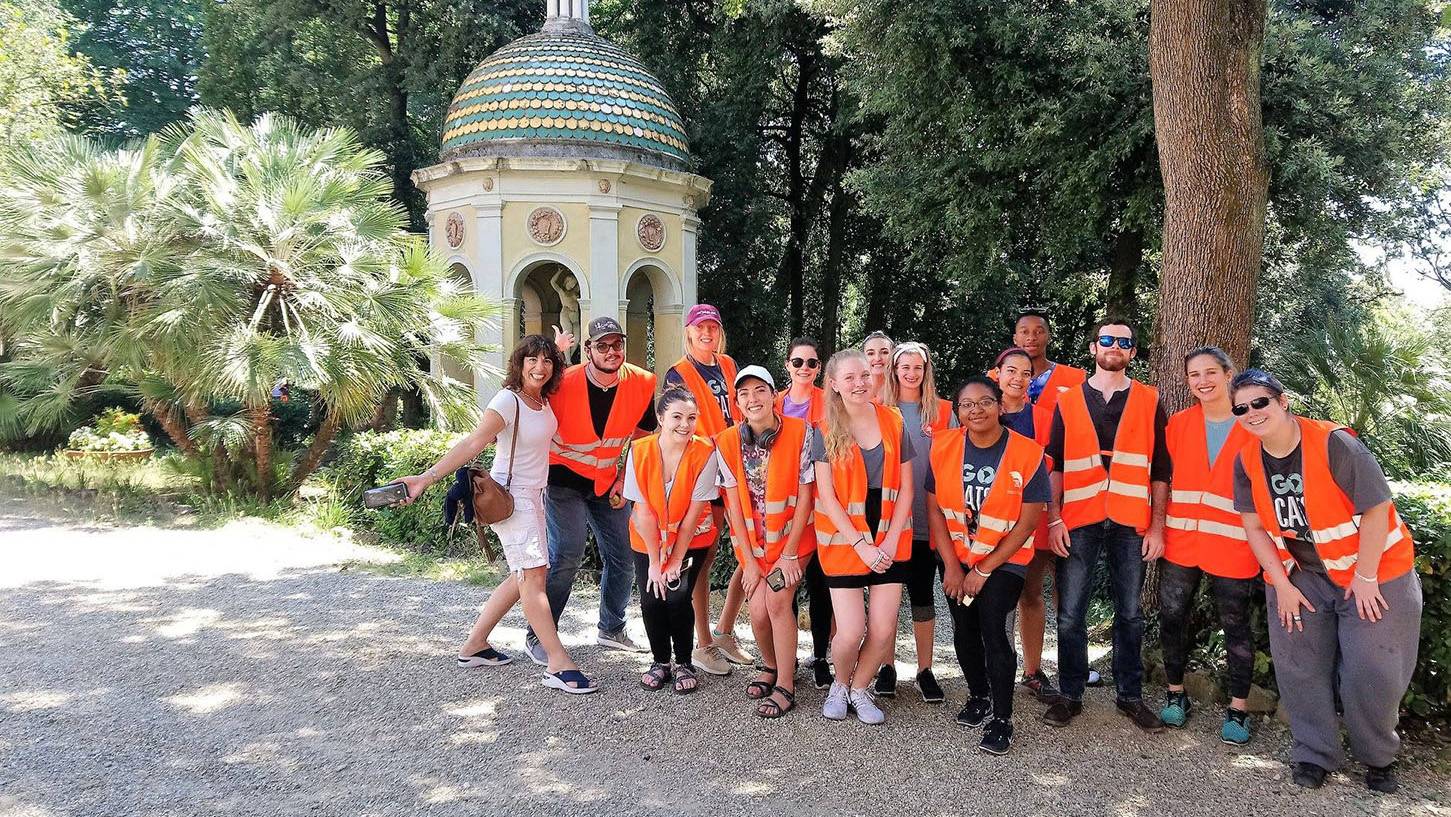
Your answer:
[398,334,596,694]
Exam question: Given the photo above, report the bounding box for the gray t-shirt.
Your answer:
[896,401,958,542]
[1232,429,1392,575]
[924,432,1050,577]
[810,426,916,489]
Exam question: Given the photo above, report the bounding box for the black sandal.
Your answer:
[746,666,778,700]
[641,662,672,691]
[756,685,796,719]
[673,665,699,695]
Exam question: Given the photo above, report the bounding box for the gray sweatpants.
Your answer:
[1266,569,1422,770]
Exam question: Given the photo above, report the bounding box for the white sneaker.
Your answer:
[823,682,850,721]
[850,687,885,725]
[692,644,732,676]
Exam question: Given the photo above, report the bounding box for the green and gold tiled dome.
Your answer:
[440,19,690,171]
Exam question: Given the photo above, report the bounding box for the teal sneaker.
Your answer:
[1221,708,1253,745]
[1160,690,1191,728]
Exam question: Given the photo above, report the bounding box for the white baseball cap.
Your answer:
[733,365,776,391]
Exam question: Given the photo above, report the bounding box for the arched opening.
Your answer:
[440,263,477,389]
[515,260,584,363]
[625,268,655,370]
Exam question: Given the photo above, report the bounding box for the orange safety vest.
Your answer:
[627,433,717,559]
[1237,416,1414,588]
[984,361,1084,550]
[929,427,1045,568]
[814,404,912,576]
[775,386,826,427]
[548,363,657,495]
[670,354,741,437]
[1163,403,1259,579]
[716,414,816,569]
[1057,381,1158,533]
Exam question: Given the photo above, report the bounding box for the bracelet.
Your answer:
[781,554,799,561]
[1047,518,1064,529]
[856,536,872,549]
[424,467,440,482]
[1354,571,1378,584]
[973,567,993,579]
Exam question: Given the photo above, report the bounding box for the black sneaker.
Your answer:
[1041,697,1082,728]
[812,659,833,690]
[1292,762,1328,789]
[874,663,898,698]
[1116,698,1165,733]
[1365,763,1398,794]
[917,669,945,704]
[955,696,993,728]
[1019,669,1060,703]
[979,717,1014,755]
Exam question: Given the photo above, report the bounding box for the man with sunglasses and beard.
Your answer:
[524,317,659,664]
[1041,319,1171,732]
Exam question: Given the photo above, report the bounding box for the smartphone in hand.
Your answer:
[363,482,410,509]
[765,567,786,592]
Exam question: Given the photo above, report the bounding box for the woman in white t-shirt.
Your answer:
[399,334,595,694]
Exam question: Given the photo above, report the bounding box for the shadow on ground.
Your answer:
[2,542,1448,815]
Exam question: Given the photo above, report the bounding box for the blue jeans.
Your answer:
[527,483,634,637]
[1055,520,1147,702]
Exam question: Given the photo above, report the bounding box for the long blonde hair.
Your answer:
[883,341,941,427]
[823,348,870,462]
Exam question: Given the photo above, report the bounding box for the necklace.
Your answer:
[517,389,545,410]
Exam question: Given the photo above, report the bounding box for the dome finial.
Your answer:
[546,0,589,25]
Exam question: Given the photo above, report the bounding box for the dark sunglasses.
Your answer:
[1232,396,1274,416]
[1097,335,1136,350]
[789,357,819,369]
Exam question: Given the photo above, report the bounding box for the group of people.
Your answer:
[397,304,1423,792]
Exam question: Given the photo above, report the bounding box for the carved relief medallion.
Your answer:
[637,214,666,252]
[527,206,566,246]
[445,212,465,249]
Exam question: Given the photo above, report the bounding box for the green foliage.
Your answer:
[1276,306,1451,478]
[60,0,202,140]
[327,428,496,556]
[1396,482,1451,718]
[0,110,497,498]
[0,0,118,144]
[92,406,141,436]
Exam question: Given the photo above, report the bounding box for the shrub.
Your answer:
[1397,481,1451,719]
[327,429,496,557]
[65,408,152,452]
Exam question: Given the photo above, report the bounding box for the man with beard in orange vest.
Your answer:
[524,317,658,664]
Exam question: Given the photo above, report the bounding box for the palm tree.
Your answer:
[0,110,496,500]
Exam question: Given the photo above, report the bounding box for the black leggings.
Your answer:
[633,550,708,666]
[945,567,1025,719]
[802,555,834,660]
[1157,560,1257,700]
[906,538,938,622]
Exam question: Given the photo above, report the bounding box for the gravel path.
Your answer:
[2,497,1447,817]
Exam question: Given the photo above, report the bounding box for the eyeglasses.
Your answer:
[1232,396,1274,416]
[956,397,999,411]
[789,357,819,370]
[590,339,624,353]
[1097,335,1136,350]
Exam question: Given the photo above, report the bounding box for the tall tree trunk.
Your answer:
[1105,228,1144,324]
[369,389,400,431]
[820,174,850,358]
[286,409,343,495]
[1148,0,1268,413]
[249,402,274,502]
[143,397,198,457]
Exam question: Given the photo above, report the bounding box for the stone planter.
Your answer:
[62,448,155,462]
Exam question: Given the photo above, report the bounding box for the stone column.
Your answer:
[653,302,684,382]
[474,200,506,405]
[681,210,700,308]
[588,204,621,324]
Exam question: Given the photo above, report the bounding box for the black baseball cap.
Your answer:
[587,317,625,343]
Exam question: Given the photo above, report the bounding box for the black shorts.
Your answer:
[824,560,913,589]
[905,538,940,620]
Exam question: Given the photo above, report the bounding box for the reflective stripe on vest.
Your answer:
[1237,416,1415,588]
[627,433,717,559]
[1057,381,1158,533]
[716,415,814,566]
[1162,402,1259,578]
[548,364,657,495]
[928,426,1045,568]
[814,404,910,576]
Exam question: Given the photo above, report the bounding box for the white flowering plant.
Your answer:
[65,408,152,452]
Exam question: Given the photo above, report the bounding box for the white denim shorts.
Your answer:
[488,486,549,573]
